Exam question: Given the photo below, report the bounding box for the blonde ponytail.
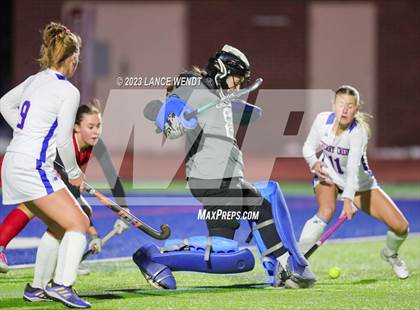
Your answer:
[355,109,372,138]
[38,22,81,70]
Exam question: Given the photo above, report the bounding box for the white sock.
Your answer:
[383,230,408,256]
[32,232,60,289]
[299,215,327,254]
[277,252,289,269]
[54,231,86,287]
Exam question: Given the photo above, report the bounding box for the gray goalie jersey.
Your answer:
[170,74,244,180]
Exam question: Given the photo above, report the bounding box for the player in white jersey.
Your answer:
[0,22,91,308]
[299,85,409,279]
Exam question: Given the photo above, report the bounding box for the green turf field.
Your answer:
[88,181,420,199]
[2,181,419,199]
[1,237,419,310]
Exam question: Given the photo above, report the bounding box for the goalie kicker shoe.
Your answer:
[273,261,288,287]
[274,255,316,289]
[381,248,409,279]
[23,284,52,302]
[44,281,91,308]
[133,243,176,289]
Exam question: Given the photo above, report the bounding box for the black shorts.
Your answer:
[188,177,273,237]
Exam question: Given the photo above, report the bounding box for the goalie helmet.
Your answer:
[206,45,251,91]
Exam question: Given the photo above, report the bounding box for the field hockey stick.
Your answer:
[54,161,170,240]
[81,226,120,261]
[183,77,263,120]
[83,183,171,240]
[304,216,348,259]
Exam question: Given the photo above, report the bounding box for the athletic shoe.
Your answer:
[284,255,316,289]
[133,243,176,289]
[272,261,287,287]
[23,283,51,302]
[0,251,9,273]
[381,248,409,279]
[77,267,90,275]
[44,281,91,308]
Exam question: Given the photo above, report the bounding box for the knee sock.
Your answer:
[0,208,30,248]
[54,231,86,287]
[32,232,60,289]
[299,215,327,254]
[383,230,408,256]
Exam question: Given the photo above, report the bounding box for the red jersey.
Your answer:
[72,132,93,167]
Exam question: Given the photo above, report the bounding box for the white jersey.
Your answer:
[0,69,82,179]
[302,112,377,200]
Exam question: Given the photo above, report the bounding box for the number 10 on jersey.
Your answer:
[17,100,31,129]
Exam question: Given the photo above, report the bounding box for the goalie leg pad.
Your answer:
[161,235,239,256]
[134,242,254,277]
[251,181,316,287]
[133,244,176,289]
[254,181,308,267]
[153,248,254,274]
[250,180,314,286]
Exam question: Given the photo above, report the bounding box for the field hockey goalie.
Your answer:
[132,181,314,289]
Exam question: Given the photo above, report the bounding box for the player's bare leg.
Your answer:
[354,188,409,279]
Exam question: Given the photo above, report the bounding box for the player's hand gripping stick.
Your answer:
[83,183,171,240]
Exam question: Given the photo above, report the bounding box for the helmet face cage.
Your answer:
[207,50,251,92]
[218,51,250,81]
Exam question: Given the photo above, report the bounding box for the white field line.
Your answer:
[326,232,419,243]
[9,233,419,270]
[9,255,132,270]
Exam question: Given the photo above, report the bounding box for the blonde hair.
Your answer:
[166,66,206,94]
[38,22,81,70]
[335,85,371,137]
[75,98,101,125]
[191,66,208,77]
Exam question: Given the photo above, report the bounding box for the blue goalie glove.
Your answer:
[156,96,198,138]
[143,96,198,138]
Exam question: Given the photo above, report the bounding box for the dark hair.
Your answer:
[335,85,371,137]
[75,98,101,125]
